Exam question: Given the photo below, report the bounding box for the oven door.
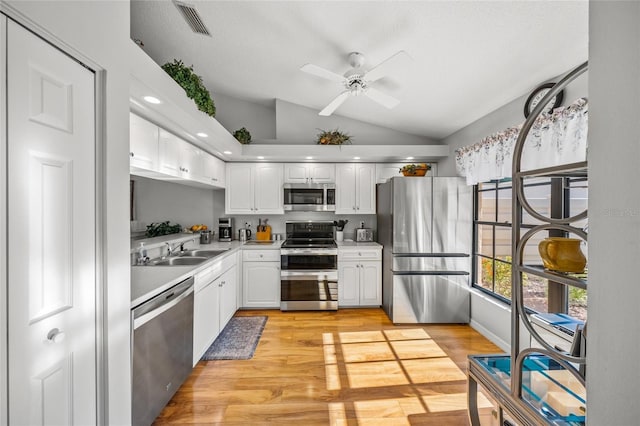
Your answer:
[280,270,338,311]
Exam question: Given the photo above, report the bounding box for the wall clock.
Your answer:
[524,82,564,118]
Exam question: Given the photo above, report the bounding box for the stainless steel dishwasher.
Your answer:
[132,276,194,426]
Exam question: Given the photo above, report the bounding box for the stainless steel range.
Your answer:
[280,221,338,311]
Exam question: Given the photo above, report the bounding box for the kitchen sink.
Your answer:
[180,249,229,257]
[151,256,209,266]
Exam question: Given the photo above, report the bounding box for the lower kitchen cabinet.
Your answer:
[338,248,382,307]
[193,257,238,365]
[242,249,281,308]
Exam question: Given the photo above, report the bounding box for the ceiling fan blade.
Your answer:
[364,87,400,109]
[300,63,346,83]
[364,50,411,83]
[319,91,350,116]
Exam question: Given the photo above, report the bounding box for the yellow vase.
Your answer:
[538,237,586,273]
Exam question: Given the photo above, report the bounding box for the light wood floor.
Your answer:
[154,309,501,425]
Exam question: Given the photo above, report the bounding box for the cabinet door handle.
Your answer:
[129,152,134,157]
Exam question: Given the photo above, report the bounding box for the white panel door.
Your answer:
[129,113,158,171]
[254,163,283,214]
[335,164,356,214]
[355,164,376,214]
[309,163,335,183]
[202,153,225,188]
[283,164,308,184]
[178,139,202,179]
[158,128,181,177]
[7,20,96,425]
[359,261,382,306]
[226,163,254,214]
[338,262,359,306]
[242,263,280,308]
[219,266,238,328]
[193,281,220,366]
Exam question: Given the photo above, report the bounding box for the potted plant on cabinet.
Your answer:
[400,163,431,176]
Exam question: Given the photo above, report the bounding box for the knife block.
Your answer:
[256,225,271,241]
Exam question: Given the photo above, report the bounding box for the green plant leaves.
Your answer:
[145,221,182,238]
[233,127,252,144]
[162,59,216,117]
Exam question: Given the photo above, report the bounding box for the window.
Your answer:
[473,177,587,321]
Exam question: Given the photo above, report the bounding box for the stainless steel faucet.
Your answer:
[165,241,184,256]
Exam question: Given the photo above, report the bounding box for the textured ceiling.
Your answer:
[130,0,588,140]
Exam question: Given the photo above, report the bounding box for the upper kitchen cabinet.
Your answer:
[130,113,159,172]
[284,163,335,184]
[158,128,203,179]
[202,154,226,188]
[226,163,284,215]
[335,163,376,214]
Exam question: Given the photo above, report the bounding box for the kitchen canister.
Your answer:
[200,230,213,244]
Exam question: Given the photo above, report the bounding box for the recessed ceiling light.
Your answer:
[143,95,161,104]
[223,151,232,155]
[257,156,265,160]
[197,132,208,138]
[306,156,313,160]
[406,156,414,160]
[353,156,361,160]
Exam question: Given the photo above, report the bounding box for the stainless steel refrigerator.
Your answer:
[377,177,472,323]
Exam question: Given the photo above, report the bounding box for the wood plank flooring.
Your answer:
[154,309,501,425]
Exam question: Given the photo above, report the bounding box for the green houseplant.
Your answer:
[233,127,252,144]
[316,129,352,145]
[161,59,216,117]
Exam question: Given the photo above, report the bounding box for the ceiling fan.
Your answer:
[300,50,410,116]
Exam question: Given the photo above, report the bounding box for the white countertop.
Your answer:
[337,240,383,248]
[131,239,282,307]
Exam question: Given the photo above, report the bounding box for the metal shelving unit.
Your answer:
[468,61,588,426]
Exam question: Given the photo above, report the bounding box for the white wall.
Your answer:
[587,2,640,423]
[275,98,438,145]
[214,92,277,141]
[132,176,219,232]
[2,1,132,424]
[439,72,588,176]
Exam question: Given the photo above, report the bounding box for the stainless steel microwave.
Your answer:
[283,183,336,212]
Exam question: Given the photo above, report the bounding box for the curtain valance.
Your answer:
[455,98,588,185]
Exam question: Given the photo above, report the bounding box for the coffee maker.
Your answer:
[218,217,233,241]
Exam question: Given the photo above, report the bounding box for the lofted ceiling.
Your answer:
[130,0,588,141]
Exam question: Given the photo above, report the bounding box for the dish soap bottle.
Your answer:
[137,242,148,265]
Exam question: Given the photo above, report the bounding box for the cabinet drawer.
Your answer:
[339,249,382,261]
[194,252,236,292]
[243,249,280,262]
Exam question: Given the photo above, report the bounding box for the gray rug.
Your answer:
[201,316,267,360]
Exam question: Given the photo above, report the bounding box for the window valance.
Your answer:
[455,98,588,185]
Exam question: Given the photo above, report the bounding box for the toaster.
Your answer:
[356,228,374,242]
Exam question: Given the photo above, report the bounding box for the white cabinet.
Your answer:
[226,163,284,214]
[335,163,376,214]
[338,248,382,306]
[284,163,335,184]
[242,249,281,308]
[129,112,159,171]
[158,128,203,179]
[193,255,238,365]
[203,154,226,188]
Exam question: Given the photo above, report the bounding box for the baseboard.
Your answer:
[470,319,510,352]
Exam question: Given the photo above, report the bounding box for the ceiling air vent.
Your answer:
[173,0,211,36]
